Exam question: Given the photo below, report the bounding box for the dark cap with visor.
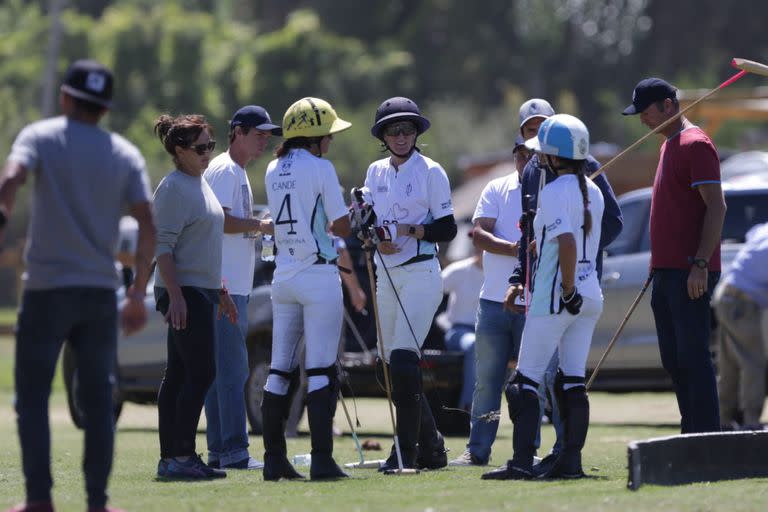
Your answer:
[623,78,677,115]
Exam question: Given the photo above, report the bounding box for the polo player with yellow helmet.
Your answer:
[261,97,352,481]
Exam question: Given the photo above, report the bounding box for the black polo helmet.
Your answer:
[370,96,430,139]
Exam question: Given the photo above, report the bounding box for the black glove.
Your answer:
[508,265,524,286]
[349,187,375,233]
[558,286,583,315]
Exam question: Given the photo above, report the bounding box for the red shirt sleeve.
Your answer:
[688,139,720,187]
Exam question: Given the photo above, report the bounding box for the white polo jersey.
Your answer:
[530,174,604,316]
[265,148,348,283]
[365,151,453,268]
[472,171,523,303]
[203,151,256,296]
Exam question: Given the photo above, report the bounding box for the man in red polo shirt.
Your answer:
[623,78,726,433]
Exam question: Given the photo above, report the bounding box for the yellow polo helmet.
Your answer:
[282,97,352,139]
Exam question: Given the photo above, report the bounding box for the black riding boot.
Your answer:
[262,391,305,481]
[416,394,447,469]
[379,350,421,472]
[307,386,348,480]
[483,373,540,480]
[537,371,589,479]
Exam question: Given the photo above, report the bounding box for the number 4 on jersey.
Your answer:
[276,193,298,234]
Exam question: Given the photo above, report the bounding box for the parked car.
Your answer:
[588,182,768,389]
[719,151,768,185]
[63,222,468,435]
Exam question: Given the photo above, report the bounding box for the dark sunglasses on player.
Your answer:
[383,122,417,137]
[189,140,216,155]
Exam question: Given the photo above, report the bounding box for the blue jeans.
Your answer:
[204,294,251,466]
[651,269,720,433]
[444,324,476,410]
[15,288,117,508]
[467,299,525,464]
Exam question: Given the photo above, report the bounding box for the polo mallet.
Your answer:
[590,57,768,181]
[350,188,417,475]
[586,271,654,390]
[339,388,386,469]
[363,243,417,475]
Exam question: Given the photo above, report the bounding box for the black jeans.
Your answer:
[651,269,720,433]
[157,287,216,458]
[15,287,118,508]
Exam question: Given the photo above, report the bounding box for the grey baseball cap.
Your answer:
[519,98,554,129]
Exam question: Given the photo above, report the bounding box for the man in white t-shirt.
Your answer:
[439,242,483,412]
[203,105,280,470]
[450,136,528,467]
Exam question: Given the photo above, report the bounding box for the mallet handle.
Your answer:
[586,272,654,390]
[364,247,402,466]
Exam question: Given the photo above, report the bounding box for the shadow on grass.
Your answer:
[589,422,679,429]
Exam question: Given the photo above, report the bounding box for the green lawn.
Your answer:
[1,334,767,511]
[0,306,16,329]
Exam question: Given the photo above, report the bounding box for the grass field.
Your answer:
[1,335,767,511]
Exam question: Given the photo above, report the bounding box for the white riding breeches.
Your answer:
[265,265,343,394]
[515,296,603,384]
[375,257,443,362]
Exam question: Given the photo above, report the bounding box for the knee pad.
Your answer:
[554,370,587,421]
[306,364,339,395]
[389,349,422,405]
[505,372,540,420]
[265,366,300,398]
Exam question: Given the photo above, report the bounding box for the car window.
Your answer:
[605,197,650,256]
[722,192,768,242]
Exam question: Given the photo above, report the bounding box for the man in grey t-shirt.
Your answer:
[0,59,155,512]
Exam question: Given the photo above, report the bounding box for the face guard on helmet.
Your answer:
[524,113,589,161]
[370,97,430,158]
[282,97,351,140]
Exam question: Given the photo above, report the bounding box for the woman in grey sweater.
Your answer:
[151,114,237,480]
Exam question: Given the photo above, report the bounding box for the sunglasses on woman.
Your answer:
[189,140,216,155]
[383,122,417,137]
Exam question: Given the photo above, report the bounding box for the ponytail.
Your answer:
[576,161,592,237]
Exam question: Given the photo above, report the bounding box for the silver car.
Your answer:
[587,182,768,389]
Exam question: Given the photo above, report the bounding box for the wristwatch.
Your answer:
[692,258,708,269]
[408,225,417,236]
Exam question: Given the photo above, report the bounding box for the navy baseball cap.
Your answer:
[623,78,677,115]
[512,134,527,153]
[60,59,113,108]
[231,105,282,136]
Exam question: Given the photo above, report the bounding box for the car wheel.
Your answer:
[245,342,270,435]
[62,342,123,430]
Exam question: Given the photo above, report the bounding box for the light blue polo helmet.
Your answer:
[524,113,589,160]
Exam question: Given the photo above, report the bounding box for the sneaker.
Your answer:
[157,459,169,478]
[448,450,486,467]
[165,454,227,480]
[223,456,265,470]
[88,507,126,512]
[207,459,220,469]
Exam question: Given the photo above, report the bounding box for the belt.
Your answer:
[314,256,338,265]
[400,254,435,267]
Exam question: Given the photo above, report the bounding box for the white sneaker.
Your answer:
[448,450,486,467]
[223,456,265,470]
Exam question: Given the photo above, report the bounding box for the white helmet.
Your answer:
[524,114,589,160]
